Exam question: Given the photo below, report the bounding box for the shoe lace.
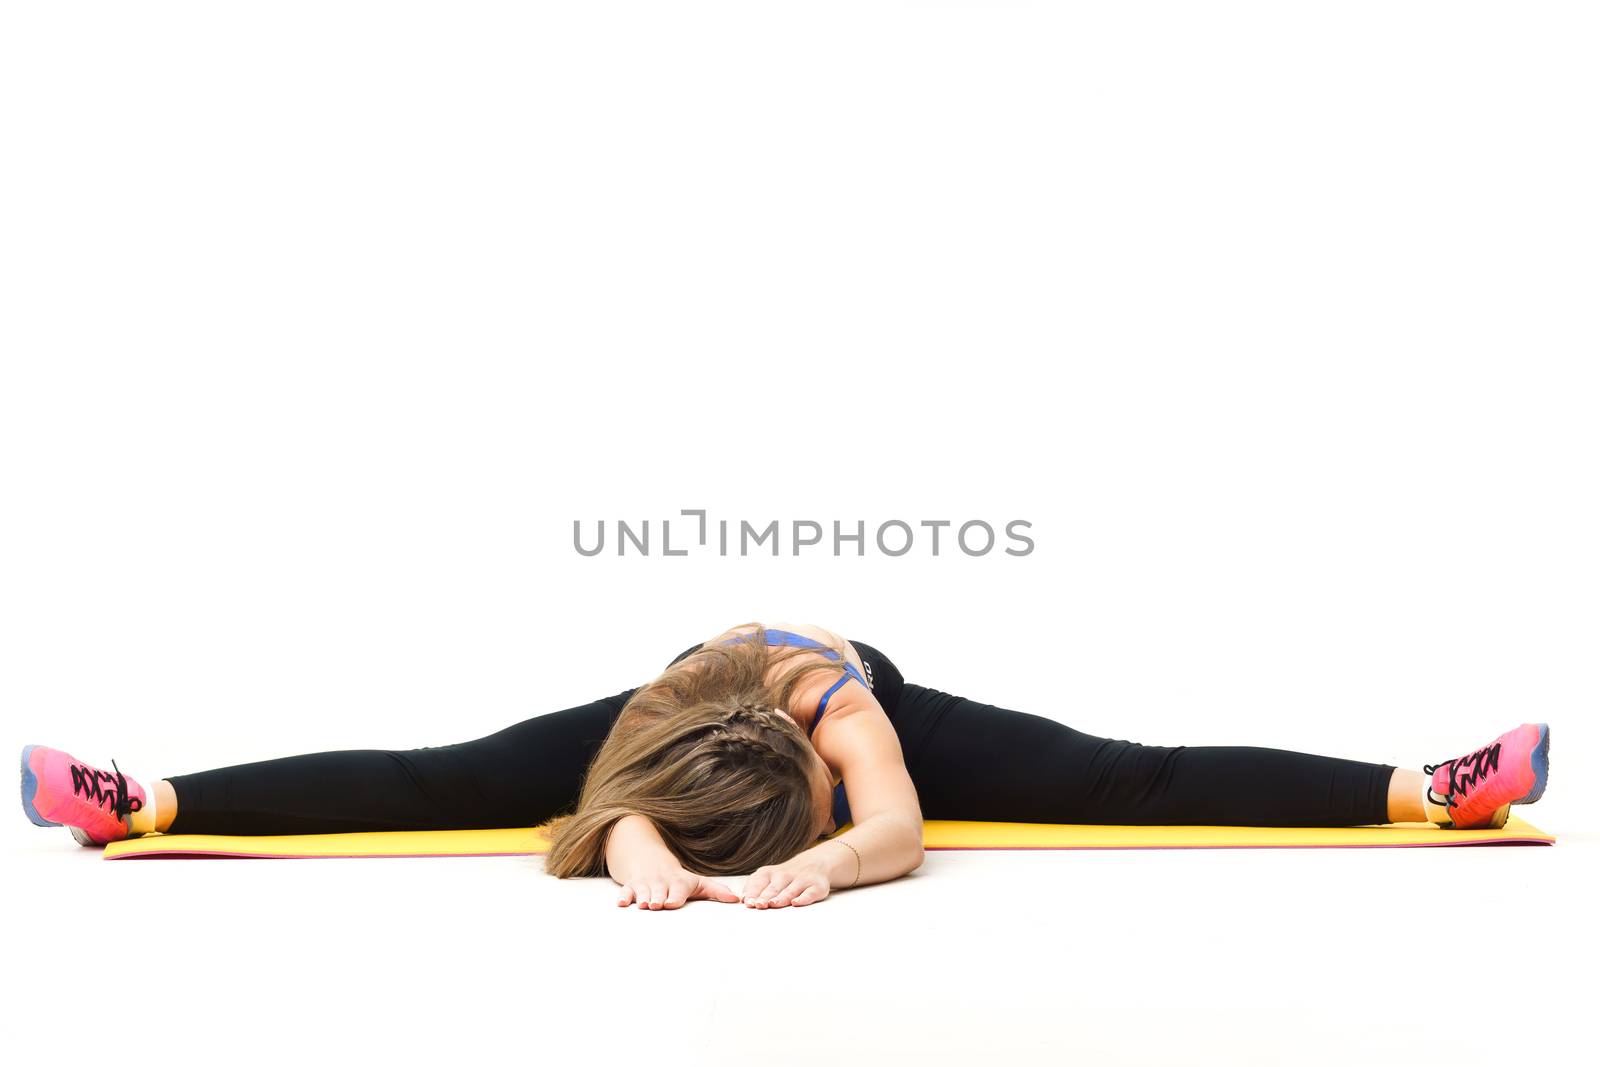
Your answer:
[1424,742,1502,810]
[67,759,143,820]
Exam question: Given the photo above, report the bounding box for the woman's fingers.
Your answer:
[742,869,772,904]
[695,877,741,903]
[745,871,790,908]
[618,877,741,910]
[757,874,795,906]
[764,883,806,908]
[766,876,807,908]
[790,884,826,907]
[618,873,823,911]
[621,871,833,912]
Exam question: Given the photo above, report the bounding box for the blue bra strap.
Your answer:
[719,629,868,734]
[724,628,841,660]
[813,666,870,733]
[815,675,852,723]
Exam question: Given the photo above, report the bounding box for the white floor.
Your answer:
[7,817,1594,1066]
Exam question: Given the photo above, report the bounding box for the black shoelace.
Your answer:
[1424,742,1502,810]
[68,759,143,820]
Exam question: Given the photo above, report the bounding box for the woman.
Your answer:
[20,622,1551,910]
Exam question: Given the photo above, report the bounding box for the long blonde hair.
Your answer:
[542,626,849,878]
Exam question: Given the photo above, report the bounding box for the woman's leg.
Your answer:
[893,683,1400,827]
[162,690,637,835]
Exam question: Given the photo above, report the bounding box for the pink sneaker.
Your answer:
[20,745,146,846]
[1425,723,1550,829]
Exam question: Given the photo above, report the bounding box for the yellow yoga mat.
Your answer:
[102,815,1553,860]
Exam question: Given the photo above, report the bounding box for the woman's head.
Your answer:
[543,629,845,879]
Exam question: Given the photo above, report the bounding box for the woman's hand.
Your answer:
[616,858,741,910]
[741,853,832,909]
[607,812,740,910]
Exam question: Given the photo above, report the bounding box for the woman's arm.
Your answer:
[604,813,741,910]
[742,695,925,908]
[789,808,925,892]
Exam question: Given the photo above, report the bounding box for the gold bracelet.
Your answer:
[836,839,862,888]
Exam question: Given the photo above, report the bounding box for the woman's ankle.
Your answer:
[154,779,178,832]
[129,779,178,835]
[1385,768,1427,822]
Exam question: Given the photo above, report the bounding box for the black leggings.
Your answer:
[167,639,1396,835]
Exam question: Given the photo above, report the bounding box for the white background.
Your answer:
[2,3,1595,1065]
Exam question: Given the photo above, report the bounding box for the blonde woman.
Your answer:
[21,622,1550,909]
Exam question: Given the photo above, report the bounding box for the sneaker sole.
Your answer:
[1515,723,1551,805]
[1446,802,1510,830]
[19,745,62,828]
